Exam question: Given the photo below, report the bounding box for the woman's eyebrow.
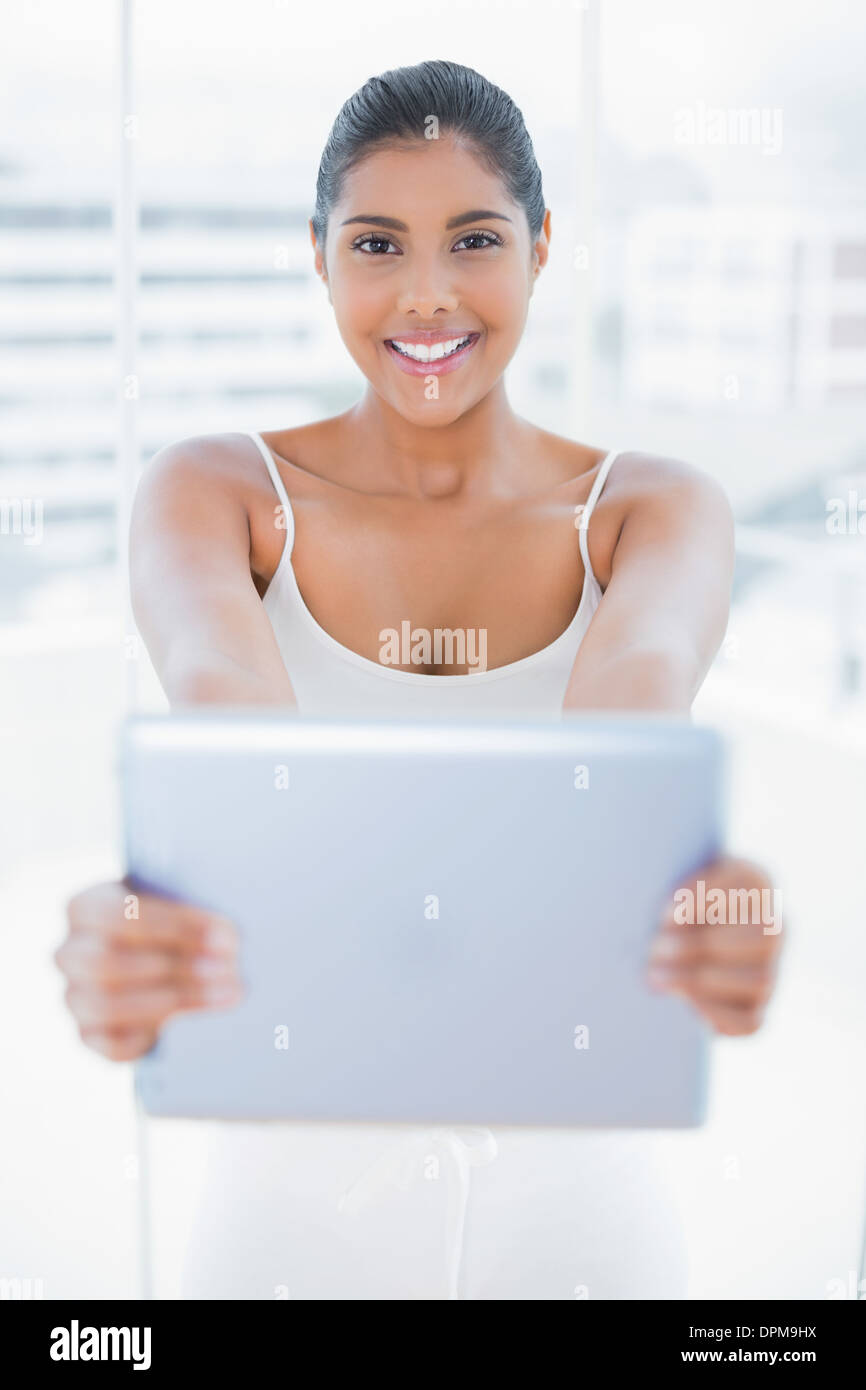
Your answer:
[445,209,512,230]
[339,209,513,231]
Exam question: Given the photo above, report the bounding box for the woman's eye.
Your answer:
[453,231,503,251]
[352,235,398,255]
[351,230,503,255]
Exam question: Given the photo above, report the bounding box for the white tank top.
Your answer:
[247,430,622,718]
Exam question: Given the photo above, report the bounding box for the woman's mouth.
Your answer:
[383,332,481,377]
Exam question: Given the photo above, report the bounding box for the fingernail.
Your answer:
[647,967,673,990]
[649,936,680,962]
[203,917,237,954]
[204,982,243,1006]
[192,957,238,980]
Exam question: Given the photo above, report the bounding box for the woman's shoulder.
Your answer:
[536,428,732,570]
[535,423,727,501]
[602,449,733,537]
[550,430,729,525]
[132,434,257,530]
[145,430,265,487]
[142,424,333,503]
[578,444,734,582]
[605,446,727,495]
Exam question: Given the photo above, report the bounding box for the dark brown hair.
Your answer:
[311,59,546,248]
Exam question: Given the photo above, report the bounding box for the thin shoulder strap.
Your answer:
[246,430,294,554]
[578,448,621,574]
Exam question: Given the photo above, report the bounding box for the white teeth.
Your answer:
[389,335,472,362]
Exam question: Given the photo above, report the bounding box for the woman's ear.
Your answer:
[309,218,330,297]
[536,208,552,268]
[530,209,552,293]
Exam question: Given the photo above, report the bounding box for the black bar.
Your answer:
[3,1297,861,1373]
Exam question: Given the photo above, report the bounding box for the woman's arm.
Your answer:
[55,436,291,1063]
[563,457,735,711]
[130,436,297,708]
[561,456,784,1036]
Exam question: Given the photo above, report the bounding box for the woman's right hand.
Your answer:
[54,881,243,1061]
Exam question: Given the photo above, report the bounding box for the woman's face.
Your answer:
[312,135,550,427]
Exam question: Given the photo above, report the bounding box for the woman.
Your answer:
[55,61,782,1299]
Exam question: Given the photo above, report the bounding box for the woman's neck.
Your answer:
[342,382,534,499]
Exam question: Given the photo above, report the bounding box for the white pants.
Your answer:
[178,1121,689,1300]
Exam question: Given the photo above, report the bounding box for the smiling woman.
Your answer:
[53,57,784,1300]
[311,71,547,424]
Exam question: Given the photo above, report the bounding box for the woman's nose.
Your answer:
[395,265,460,318]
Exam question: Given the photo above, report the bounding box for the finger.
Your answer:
[79,1028,159,1062]
[66,978,243,1031]
[648,962,776,1007]
[689,999,765,1037]
[649,922,782,967]
[671,854,771,890]
[661,859,781,927]
[56,937,241,991]
[67,882,237,958]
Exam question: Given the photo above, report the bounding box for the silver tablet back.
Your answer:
[122,714,723,1127]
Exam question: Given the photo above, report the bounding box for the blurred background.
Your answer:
[1,0,864,1300]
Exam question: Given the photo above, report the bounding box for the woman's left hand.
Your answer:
[647,855,785,1036]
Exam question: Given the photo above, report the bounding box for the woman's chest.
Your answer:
[251,487,616,675]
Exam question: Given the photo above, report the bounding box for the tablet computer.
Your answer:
[121,713,724,1127]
